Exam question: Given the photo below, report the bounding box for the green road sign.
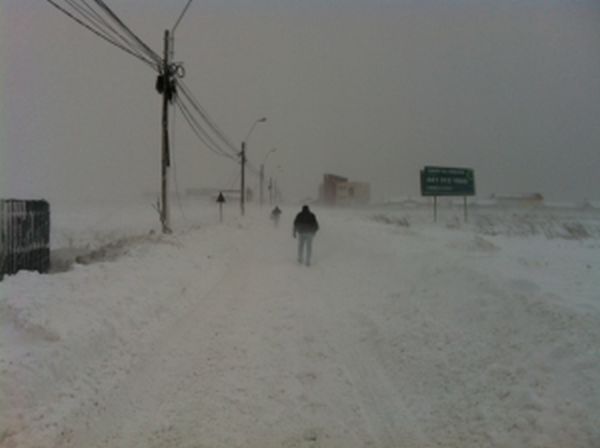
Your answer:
[420,166,475,196]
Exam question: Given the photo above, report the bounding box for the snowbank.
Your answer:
[1,201,599,447]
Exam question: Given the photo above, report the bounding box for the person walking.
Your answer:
[270,206,282,227]
[293,205,319,266]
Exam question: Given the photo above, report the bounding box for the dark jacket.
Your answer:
[293,206,319,234]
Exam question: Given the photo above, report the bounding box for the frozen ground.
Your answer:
[1,199,599,447]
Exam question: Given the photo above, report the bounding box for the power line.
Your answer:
[77,0,157,63]
[47,0,242,163]
[174,95,238,161]
[176,80,239,157]
[92,0,162,64]
[175,94,233,159]
[45,0,159,70]
[174,85,241,161]
[172,0,194,34]
[64,0,133,50]
[47,0,254,219]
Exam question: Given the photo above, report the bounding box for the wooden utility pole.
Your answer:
[239,117,266,216]
[259,164,264,207]
[240,141,246,216]
[161,30,171,233]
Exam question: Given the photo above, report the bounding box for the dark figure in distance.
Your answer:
[270,206,282,227]
[293,205,319,266]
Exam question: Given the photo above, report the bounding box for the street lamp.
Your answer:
[240,117,266,215]
[260,148,277,206]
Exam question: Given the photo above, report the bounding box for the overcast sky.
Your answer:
[2,0,600,204]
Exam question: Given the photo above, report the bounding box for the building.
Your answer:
[319,174,347,205]
[318,173,370,206]
[336,181,371,205]
[491,193,544,206]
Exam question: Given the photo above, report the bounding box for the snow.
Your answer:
[1,200,599,447]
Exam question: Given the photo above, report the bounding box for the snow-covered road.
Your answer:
[2,204,599,447]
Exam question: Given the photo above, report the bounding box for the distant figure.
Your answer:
[270,206,282,227]
[293,205,319,266]
[216,192,226,223]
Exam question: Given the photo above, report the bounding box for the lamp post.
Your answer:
[260,148,277,207]
[240,117,266,216]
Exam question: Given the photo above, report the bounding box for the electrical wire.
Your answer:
[175,94,236,160]
[174,95,238,162]
[77,0,158,64]
[45,0,160,70]
[175,83,262,177]
[93,0,162,64]
[47,0,244,163]
[89,0,161,65]
[179,82,239,158]
[172,0,194,34]
[174,82,264,180]
[64,0,135,51]
[177,80,260,176]
[176,80,240,158]
[46,0,260,195]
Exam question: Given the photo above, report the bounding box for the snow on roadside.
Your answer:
[343,206,600,446]
[1,201,599,447]
[1,201,245,446]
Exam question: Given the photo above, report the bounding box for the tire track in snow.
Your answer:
[285,212,431,447]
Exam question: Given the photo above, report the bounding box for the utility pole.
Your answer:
[268,177,273,205]
[159,0,192,233]
[259,148,276,207]
[239,117,266,216]
[259,163,264,207]
[160,29,171,233]
[240,141,246,216]
[46,0,192,234]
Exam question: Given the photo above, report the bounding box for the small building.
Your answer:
[319,174,348,205]
[318,173,370,206]
[492,193,544,207]
[336,182,371,206]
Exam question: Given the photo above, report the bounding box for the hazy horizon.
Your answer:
[2,0,600,204]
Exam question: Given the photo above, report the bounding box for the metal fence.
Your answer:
[0,199,50,279]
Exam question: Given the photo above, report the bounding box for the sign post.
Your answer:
[420,166,475,222]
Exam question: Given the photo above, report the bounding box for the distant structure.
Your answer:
[491,193,544,206]
[318,173,370,206]
[319,174,347,205]
[1,199,50,278]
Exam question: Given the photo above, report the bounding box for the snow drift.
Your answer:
[1,200,599,447]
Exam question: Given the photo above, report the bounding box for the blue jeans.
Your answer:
[297,233,314,265]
